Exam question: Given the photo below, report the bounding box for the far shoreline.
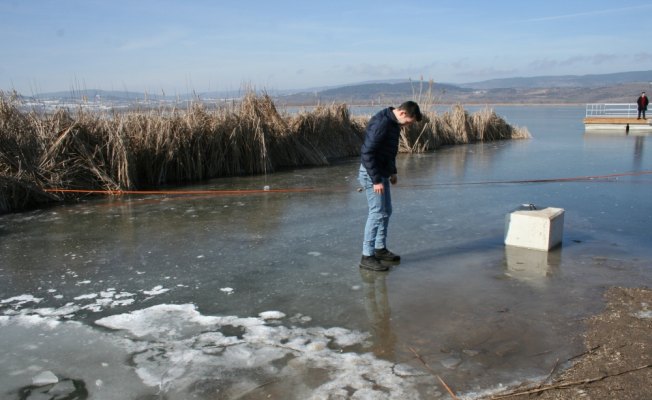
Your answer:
[278,102,587,108]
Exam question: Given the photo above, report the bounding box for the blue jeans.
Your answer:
[358,164,392,256]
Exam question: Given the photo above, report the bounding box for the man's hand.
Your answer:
[374,175,397,194]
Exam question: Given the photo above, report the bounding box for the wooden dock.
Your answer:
[583,104,652,132]
[583,117,649,125]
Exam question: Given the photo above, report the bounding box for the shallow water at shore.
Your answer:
[1,105,651,399]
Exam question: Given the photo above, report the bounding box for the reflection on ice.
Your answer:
[360,270,396,359]
[504,246,561,286]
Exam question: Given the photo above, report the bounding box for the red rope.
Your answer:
[43,187,324,196]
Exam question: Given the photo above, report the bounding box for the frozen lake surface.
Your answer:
[1,106,651,399]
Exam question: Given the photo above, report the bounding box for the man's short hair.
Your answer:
[398,101,423,122]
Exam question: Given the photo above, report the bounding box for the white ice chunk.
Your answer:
[1,295,43,305]
[142,286,169,296]
[323,327,369,347]
[32,370,58,386]
[112,299,135,307]
[32,304,81,317]
[82,304,104,313]
[49,380,76,396]
[258,311,286,320]
[441,356,463,369]
[74,293,99,300]
[95,304,221,339]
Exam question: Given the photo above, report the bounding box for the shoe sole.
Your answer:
[359,263,389,271]
[379,261,400,267]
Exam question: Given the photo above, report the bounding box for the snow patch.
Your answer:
[1,295,43,306]
[89,304,425,398]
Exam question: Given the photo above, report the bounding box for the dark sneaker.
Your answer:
[375,248,401,262]
[359,255,388,271]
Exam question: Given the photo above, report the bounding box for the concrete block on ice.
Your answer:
[504,207,565,251]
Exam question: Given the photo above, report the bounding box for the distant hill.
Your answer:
[276,70,652,105]
[277,81,469,105]
[26,70,652,105]
[459,70,652,89]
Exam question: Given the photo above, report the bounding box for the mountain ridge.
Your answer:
[458,70,652,89]
[22,70,652,105]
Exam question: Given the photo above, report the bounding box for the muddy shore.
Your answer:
[480,286,652,400]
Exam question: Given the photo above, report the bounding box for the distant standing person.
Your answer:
[637,91,648,119]
[358,101,422,271]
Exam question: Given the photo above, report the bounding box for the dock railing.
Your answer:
[585,103,638,118]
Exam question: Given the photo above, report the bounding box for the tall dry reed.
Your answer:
[0,90,529,213]
[289,103,365,159]
[399,104,530,153]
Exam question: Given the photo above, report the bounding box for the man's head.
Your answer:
[395,101,423,126]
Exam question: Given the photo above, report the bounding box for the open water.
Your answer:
[1,105,651,399]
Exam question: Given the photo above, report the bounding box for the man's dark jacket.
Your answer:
[638,95,649,110]
[361,107,400,184]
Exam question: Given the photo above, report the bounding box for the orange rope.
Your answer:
[42,170,652,196]
[43,187,325,196]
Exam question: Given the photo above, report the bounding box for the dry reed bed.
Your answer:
[0,92,530,213]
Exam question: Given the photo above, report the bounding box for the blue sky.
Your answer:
[2,0,652,95]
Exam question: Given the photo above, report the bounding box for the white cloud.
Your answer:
[522,4,652,22]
